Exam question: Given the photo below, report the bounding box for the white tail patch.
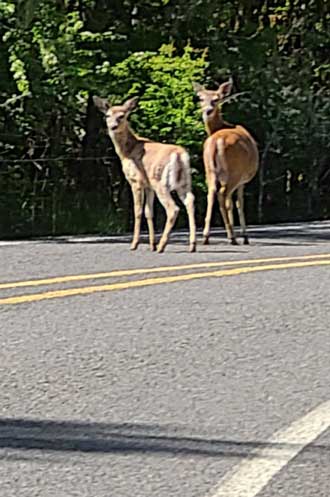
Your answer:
[180,151,190,171]
[179,151,192,191]
[161,152,177,191]
[162,151,192,192]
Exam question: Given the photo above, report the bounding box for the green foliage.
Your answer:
[108,44,207,146]
[0,0,330,237]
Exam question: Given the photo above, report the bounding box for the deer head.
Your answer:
[93,96,139,132]
[193,78,233,122]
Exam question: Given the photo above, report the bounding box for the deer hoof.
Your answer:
[189,242,197,253]
[230,238,239,246]
[203,236,209,245]
[150,243,157,252]
[243,237,250,245]
[157,246,165,254]
[130,242,139,251]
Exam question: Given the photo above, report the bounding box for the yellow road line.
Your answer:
[1,259,329,306]
[1,253,330,290]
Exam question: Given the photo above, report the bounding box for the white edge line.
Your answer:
[207,400,330,497]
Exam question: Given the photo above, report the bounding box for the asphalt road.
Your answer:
[0,220,330,497]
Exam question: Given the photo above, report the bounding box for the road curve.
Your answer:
[0,220,329,497]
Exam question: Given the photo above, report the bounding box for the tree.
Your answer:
[0,0,329,237]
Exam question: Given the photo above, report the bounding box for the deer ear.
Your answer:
[217,78,233,99]
[123,96,139,112]
[192,82,205,94]
[93,96,110,114]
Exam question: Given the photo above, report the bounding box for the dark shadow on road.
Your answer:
[0,417,328,459]
[173,251,248,254]
[21,221,330,249]
[249,226,330,246]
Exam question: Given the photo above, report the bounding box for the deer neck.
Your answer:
[204,109,233,136]
[109,125,139,161]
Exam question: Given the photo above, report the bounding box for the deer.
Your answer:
[193,78,259,245]
[93,95,196,253]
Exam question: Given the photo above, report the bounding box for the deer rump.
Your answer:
[143,144,191,193]
[204,126,258,189]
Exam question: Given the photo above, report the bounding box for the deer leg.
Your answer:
[218,185,238,245]
[178,190,196,252]
[144,188,156,251]
[203,187,216,245]
[155,189,179,253]
[130,184,144,250]
[236,185,249,244]
[226,193,238,244]
[227,194,234,231]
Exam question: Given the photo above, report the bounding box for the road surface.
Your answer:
[0,220,329,497]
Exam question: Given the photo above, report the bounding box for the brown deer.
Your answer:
[193,78,259,245]
[93,95,196,253]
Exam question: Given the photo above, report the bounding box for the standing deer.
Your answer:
[193,78,259,245]
[93,95,196,253]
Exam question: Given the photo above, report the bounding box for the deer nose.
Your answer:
[206,108,213,116]
[111,124,118,130]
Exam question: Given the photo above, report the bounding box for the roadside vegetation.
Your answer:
[1,0,329,237]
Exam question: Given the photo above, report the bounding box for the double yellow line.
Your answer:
[0,253,329,307]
